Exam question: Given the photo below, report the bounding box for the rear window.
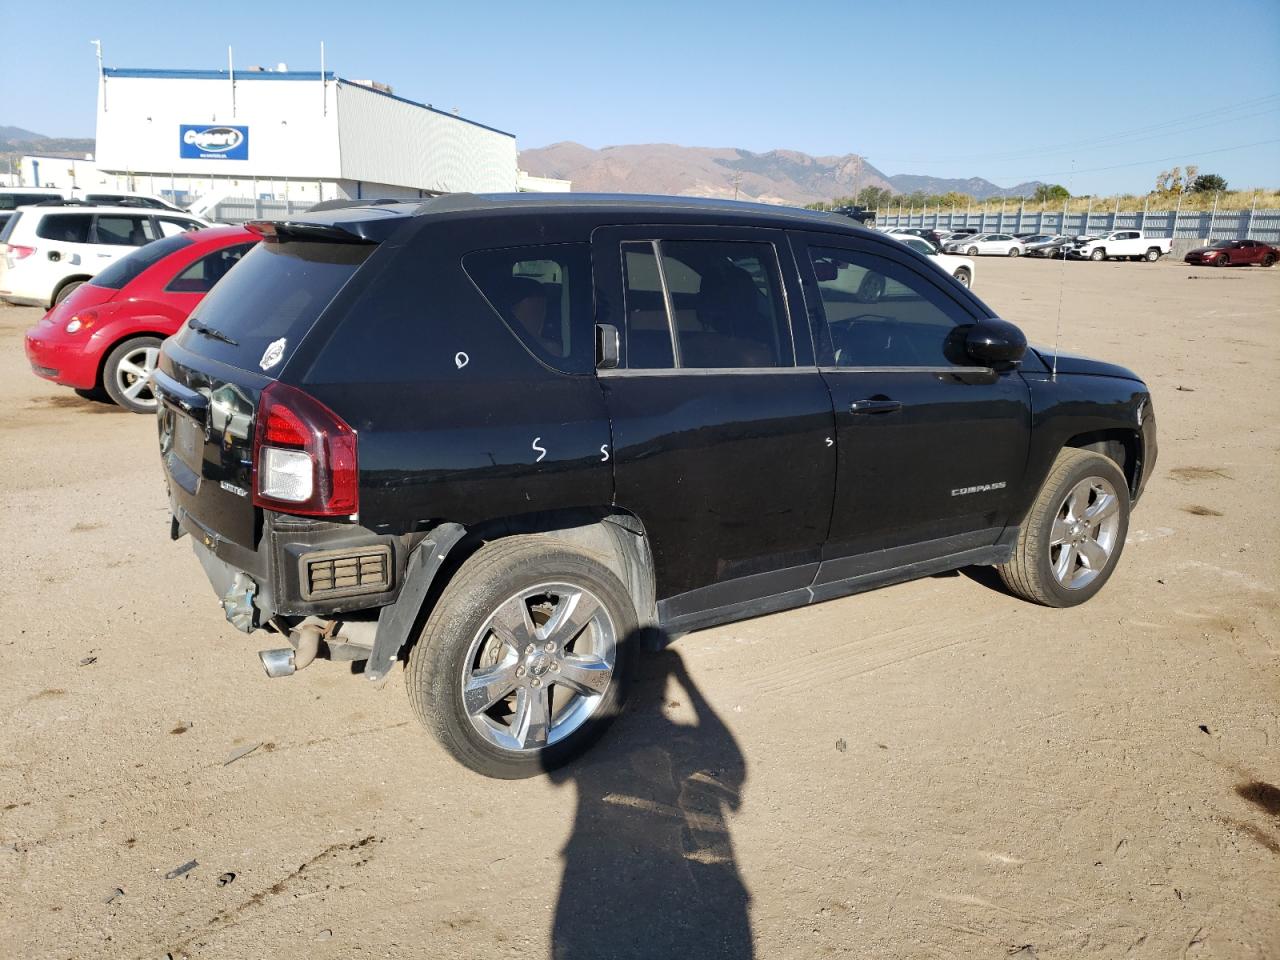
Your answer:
[0,213,14,238]
[174,240,371,370]
[0,192,60,211]
[90,234,194,290]
[36,214,93,243]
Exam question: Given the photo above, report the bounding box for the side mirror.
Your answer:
[595,323,619,369]
[965,317,1026,369]
[812,259,838,282]
[854,272,885,304]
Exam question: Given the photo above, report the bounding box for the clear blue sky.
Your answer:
[3,0,1278,196]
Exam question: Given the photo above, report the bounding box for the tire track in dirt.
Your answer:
[747,612,1004,697]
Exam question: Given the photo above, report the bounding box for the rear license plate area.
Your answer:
[174,414,204,473]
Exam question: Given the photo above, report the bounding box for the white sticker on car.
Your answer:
[259,337,287,371]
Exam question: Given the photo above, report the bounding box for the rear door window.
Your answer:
[173,240,372,371]
[166,242,256,293]
[93,215,159,246]
[462,242,594,373]
[35,214,93,243]
[619,238,793,370]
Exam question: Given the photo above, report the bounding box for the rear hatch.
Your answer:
[155,233,376,551]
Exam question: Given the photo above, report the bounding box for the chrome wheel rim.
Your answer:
[954,270,969,287]
[1050,476,1122,589]
[461,582,616,753]
[115,345,159,408]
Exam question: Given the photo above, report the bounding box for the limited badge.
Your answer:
[259,337,287,371]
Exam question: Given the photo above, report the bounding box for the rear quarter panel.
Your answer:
[293,216,614,534]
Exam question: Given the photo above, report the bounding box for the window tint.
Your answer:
[166,242,256,293]
[35,214,93,243]
[90,234,194,289]
[463,243,594,374]
[808,245,973,368]
[0,192,59,211]
[174,240,372,372]
[620,239,792,370]
[621,241,675,369]
[94,215,158,246]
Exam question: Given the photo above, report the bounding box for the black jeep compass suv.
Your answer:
[153,193,1157,778]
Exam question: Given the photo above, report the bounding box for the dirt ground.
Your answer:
[1,254,1277,960]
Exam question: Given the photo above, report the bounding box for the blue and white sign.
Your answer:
[179,124,249,161]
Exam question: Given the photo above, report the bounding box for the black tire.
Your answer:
[1008,246,1020,257]
[102,335,163,413]
[997,448,1130,608]
[953,267,971,288]
[1263,253,1276,267]
[967,246,979,256]
[52,279,84,306]
[1216,253,1230,267]
[1090,248,1105,262]
[1144,248,1160,262]
[405,535,637,778]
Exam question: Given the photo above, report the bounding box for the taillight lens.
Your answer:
[7,244,35,260]
[65,309,98,334]
[252,381,358,518]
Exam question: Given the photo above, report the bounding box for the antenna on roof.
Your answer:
[1050,160,1075,382]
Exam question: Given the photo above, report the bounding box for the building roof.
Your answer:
[100,67,513,138]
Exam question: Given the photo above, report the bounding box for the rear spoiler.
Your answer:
[245,220,383,244]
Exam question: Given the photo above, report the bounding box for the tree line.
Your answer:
[806,171,1230,212]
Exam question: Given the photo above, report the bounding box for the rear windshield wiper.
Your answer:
[188,318,239,346]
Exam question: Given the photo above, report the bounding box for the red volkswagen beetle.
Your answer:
[24,226,256,412]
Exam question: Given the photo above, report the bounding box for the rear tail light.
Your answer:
[252,381,358,518]
[6,244,35,260]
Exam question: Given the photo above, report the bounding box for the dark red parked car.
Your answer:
[1183,239,1278,268]
[24,225,256,412]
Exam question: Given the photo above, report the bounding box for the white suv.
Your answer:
[0,205,209,307]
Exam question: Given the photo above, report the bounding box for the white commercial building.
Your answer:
[92,66,523,208]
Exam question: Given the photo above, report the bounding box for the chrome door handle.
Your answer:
[849,399,902,415]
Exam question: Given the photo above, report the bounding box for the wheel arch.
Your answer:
[93,328,170,391]
[366,508,658,681]
[1063,428,1142,499]
[49,274,94,308]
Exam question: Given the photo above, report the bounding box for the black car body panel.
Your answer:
[155,193,1155,645]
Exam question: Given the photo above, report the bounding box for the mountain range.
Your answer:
[1,126,95,159]
[3,125,1041,203]
[519,142,1042,205]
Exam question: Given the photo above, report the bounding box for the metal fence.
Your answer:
[211,197,318,223]
[871,207,1280,243]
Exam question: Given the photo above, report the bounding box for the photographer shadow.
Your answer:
[546,637,753,959]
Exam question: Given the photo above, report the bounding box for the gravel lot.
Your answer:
[1,255,1277,959]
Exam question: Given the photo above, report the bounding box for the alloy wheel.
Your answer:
[114,345,160,409]
[460,582,616,752]
[1049,476,1122,590]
